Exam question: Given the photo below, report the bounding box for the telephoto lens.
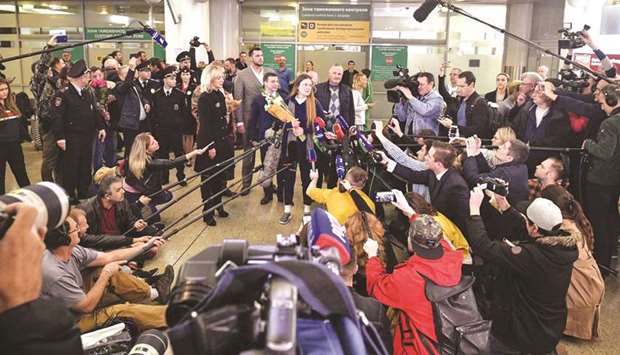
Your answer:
[128,329,169,355]
[0,182,69,239]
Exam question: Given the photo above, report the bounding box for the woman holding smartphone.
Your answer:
[196,64,235,226]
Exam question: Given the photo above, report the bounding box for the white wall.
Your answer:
[164,0,210,65]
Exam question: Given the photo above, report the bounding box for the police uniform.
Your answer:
[51,60,104,203]
[195,89,234,224]
[151,66,187,184]
[135,62,161,111]
[176,51,199,85]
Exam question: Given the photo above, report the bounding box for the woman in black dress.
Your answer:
[0,78,30,194]
[178,68,198,167]
[196,64,235,226]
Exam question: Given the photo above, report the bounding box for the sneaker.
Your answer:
[279,212,292,225]
[154,265,174,304]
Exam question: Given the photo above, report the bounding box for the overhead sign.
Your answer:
[85,27,150,41]
[262,43,296,73]
[371,46,408,81]
[298,4,371,44]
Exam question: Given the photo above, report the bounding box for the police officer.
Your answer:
[151,66,187,186]
[52,59,105,204]
[176,51,199,85]
[135,61,160,106]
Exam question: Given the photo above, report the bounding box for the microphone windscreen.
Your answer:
[413,0,440,23]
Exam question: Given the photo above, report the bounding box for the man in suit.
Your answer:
[315,64,355,188]
[234,46,275,195]
[438,71,490,139]
[376,141,470,233]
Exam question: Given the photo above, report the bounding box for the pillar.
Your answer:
[209,0,240,60]
[164,0,210,65]
[502,2,534,79]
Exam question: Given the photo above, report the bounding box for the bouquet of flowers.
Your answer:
[262,89,305,141]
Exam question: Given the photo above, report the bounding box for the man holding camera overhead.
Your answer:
[392,72,444,136]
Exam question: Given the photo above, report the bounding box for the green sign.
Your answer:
[262,43,296,73]
[153,45,166,60]
[85,27,150,41]
[371,46,408,81]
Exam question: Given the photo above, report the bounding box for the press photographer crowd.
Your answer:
[1,16,620,355]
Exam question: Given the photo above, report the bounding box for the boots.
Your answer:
[260,185,273,205]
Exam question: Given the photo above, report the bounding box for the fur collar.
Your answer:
[533,222,578,249]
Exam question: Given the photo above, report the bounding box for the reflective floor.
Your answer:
[7,142,619,354]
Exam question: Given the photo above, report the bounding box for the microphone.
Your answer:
[335,155,345,180]
[307,147,317,170]
[413,0,441,23]
[138,21,168,48]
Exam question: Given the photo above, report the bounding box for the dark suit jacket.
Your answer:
[463,155,529,205]
[315,81,355,126]
[392,165,470,233]
[484,89,508,104]
[444,91,491,139]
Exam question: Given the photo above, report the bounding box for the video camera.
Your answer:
[558,24,590,50]
[478,177,509,197]
[384,65,420,103]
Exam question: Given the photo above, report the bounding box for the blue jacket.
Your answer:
[393,90,444,135]
[248,95,279,141]
[463,154,529,204]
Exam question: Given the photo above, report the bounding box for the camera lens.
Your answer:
[0,182,69,231]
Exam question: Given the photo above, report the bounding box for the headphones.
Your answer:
[602,84,620,107]
[44,221,72,250]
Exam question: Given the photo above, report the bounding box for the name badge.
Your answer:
[173,104,179,111]
[215,102,221,108]
[150,88,156,94]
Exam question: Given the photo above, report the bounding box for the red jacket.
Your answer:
[366,240,463,355]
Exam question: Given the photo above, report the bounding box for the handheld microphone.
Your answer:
[307,147,317,170]
[138,21,168,48]
[335,155,345,180]
[413,0,441,23]
[336,115,350,131]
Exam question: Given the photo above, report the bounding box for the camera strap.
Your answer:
[349,190,373,215]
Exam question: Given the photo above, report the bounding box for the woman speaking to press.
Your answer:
[195,64,235,226]
[125,132,207,221]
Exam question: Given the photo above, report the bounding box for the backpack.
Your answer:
[474,96,509,136]
[412,275,492,355]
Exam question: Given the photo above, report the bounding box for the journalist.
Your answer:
[467,188,577,355]
[581,84,620,274]
[0,204,82,354]
[393,72,444,135]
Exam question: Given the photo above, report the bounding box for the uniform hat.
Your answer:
[162,66,177,79]
[136,62,150,72]
[176,51,191,63]
[408,214,444,260]
[516,198,563,233]
[67,59,89,78]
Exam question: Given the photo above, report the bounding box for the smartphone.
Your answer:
[374,191,396,203]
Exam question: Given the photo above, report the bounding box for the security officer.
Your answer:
[176,51,199,85]
[135,61,160,110]
[52,59,105,204]
[150,66,187,185]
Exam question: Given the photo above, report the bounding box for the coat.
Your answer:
[233,66,275,126]
[466,215,578,354]
[462,155,529,205]
[195,90,234,180]
[116,69,150,132]
[583,109,620,186]
[315,81,356,127]
[79,196,139,240]
[366,240,463,355]
[392,165,470,234]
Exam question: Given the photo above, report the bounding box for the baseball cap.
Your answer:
[408,214,444,260]
[516,198,563,233]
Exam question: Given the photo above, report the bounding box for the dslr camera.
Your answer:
[478,177,509,197]
[189,36,202,48]
[384,65,420,103]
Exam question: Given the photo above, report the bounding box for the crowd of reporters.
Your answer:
[0,28,618,355]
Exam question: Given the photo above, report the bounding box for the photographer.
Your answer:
[463,136,529,204]
[581,84,620,274]
[507,72,543,122]
[467,188,577,354]
[0,204,82,354]
[365,214,463,355]
[438,71,491,139]
[392,72,444,136]
[41,216,171,333]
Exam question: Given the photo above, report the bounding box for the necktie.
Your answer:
[329,87,340,118]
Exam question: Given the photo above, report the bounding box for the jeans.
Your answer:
[92,127,118,172]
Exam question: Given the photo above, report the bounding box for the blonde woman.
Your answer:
[482,126,517,168]
[125,132,206,221]
[351,73,374,130]
[196,64,235,226]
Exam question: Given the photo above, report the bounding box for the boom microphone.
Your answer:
[138,21,168,48]
[413,0,441,23]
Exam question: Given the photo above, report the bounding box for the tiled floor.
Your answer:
[7,142,619,354]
